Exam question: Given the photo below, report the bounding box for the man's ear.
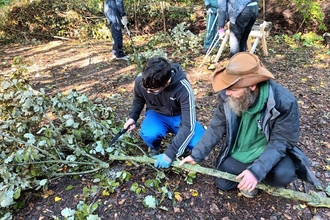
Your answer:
[249,84,257,91]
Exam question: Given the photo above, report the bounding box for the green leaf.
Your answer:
[95,141,105,155]
[144,179,154,187]
[38,140,47,147]
[86,215,101,220]
[23,133,36,144]
[102,190,110,196]
[61,207,76,217]
[13,188,21,199]
[65,185,74,191]
[65,118,75,127]
[143,195,158,209]
[93,178,101,183]
[39,179,48,186]
[188,171,196,177]
[0,189,15,207]
[130,182,139,192]
[326,184,330,197]
[77,94,89,103]
[1,81,11,89]
[22,98,32,109]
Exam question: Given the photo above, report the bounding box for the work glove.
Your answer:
[218,27,225,38]
[152,154,172,168]
[206,8,213,15]
[121,16,128,26]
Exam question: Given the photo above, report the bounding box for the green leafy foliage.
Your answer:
[130,182,146,194]
[0,0,200,43]
[0,0,107,42]
[128,48,169,68]
[289,32,324,48]
[326,183,330,197]
[185,171,197,184]
[0,57,134,215]
[128,22,201,68]
[124,0,197,34]
[61,200,101,220]
[300,32,324,47]
[293,0,326,31]
[170,22,200,56]
[116,170,132,182]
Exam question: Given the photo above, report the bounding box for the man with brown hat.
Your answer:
[179,52,320,198]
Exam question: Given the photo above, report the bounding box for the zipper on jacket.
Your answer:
[257,119,263,133]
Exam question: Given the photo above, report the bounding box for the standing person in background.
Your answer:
[201,0,219,54]
[123,57,205,169]
[104,0,128,60]
[217,0,259,57]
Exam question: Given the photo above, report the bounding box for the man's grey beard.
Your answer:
[228,88,259,116]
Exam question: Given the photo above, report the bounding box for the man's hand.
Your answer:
[152,154,172,168]
[206,8,213,15]
[121,16,128,26]
[236,170,258,192]
[124,118,135,131]
[179,155,197,166]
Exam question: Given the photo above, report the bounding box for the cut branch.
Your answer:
[110,155,330,208]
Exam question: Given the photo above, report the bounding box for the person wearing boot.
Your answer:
[124,57,205,168]
[201,0,219,54]
[104,0,128,60]
[180,52,321,198]
[217,0,259,57]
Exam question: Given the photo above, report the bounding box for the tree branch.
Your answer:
[110,155,330,208]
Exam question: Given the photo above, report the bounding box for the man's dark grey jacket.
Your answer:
[191,80,321,187]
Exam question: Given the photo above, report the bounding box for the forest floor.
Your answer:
[1,21,330,219]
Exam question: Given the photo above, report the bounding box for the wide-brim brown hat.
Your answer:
[212,52,274,92]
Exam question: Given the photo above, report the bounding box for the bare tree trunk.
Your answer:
[160,1,167,33]
[134,0,138,31]
[263,0,265,21]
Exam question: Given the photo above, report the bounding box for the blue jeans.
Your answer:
[140,110,205,150]
[229,5,258,57]
[215,155,296,191]
[204,8,218,49]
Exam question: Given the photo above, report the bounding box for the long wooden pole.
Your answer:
[110,155,330,208]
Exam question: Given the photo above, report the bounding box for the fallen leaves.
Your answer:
[189,189,198,197]
[41,190,54,198]
[174,192,183,202]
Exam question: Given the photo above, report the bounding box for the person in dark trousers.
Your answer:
[180,52,321,198]
[217,0,259,57]
[104,0,128,60]
[123,57,205,168]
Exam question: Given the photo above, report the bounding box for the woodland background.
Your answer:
[0,0,330,219]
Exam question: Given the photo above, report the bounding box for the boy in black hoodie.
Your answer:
[124,57,205,168]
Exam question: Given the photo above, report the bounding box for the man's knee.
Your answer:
[140,129,163,147]
[263,166,296,187]
[272,168,296,187]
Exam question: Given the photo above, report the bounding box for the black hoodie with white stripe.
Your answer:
[129,63,197,161]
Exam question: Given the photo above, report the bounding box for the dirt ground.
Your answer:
[1,34,329,219]
[1,4,330,217]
